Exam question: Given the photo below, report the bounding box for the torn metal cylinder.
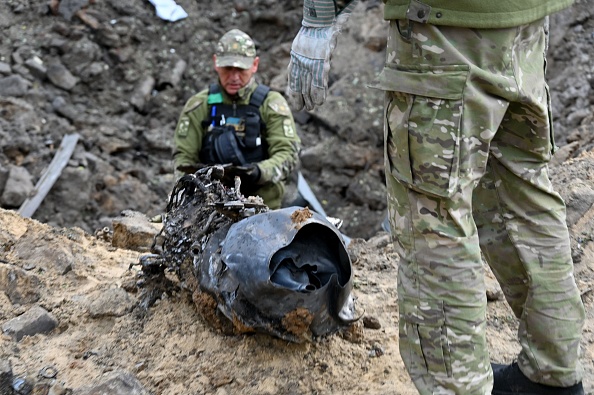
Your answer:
[194,206,356,343]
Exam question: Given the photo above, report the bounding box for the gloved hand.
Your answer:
[222,164,261,186]
[286,0,358,111]
[241,164,261,184]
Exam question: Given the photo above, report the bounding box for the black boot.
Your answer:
[492,362,584,395]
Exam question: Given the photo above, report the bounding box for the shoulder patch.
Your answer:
[267,96,292,117]
[283,118,295,138]
[175,116,191,137]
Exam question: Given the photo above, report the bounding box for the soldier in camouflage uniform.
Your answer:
[173,29,301,209]
[287,1,585,394]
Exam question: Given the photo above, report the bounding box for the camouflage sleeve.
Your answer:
[172,91,209,174]
[258,92,301,184]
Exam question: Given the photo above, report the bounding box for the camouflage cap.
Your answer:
[215,29,257,69]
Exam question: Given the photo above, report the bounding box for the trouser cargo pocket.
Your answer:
[399,297,452,378]
[369,64,469,198]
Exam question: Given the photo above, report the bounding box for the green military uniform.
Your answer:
[173,28,300,210]
[367,1,584,394]
[382,0,574,28]
[173,79,300,209]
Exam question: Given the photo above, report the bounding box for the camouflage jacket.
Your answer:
[382,0,574,28]
[173,79,301,208]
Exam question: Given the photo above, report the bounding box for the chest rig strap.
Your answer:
[200,84,271,166]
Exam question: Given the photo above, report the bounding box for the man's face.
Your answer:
[214,56,259,96]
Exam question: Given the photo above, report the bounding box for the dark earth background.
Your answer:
[0,1,594,395]
[0,0,593,240]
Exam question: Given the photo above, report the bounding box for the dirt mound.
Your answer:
[1,145,594,393]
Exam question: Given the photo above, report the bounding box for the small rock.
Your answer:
[88,287,136,318]
[111,210,162,252]
[46,62,78,91]
[368,342,384,358]
[362,315,381,329]
[95,25,122,48]
[129,76,156,112]
[2,305,58,342]
[13,230,76,275]
[11,52,23,65]
[0,165,34,208]
[0,62,11,75]
[24,56,47,80]
[0,265,42,305]
[566,183,594,227]
[0,75,31,97]
[52,96,81,123]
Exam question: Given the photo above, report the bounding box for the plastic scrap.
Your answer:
[147,0,188,22]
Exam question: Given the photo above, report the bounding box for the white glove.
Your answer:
[286,0,358,111]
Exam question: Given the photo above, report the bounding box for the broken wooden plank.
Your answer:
[18,133,80,218]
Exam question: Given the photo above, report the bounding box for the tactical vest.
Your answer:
[199,84,270,166]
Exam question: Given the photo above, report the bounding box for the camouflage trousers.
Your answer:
[371,17,585,395]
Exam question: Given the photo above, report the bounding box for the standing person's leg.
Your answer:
[472,18,585,390]
[376,20,525,394]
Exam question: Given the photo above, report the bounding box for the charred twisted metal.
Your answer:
[136,165,357,342]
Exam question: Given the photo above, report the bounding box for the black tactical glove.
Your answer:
[221,164,261,187]
[242,164,261,184]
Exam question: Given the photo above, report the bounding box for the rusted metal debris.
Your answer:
[134,165,358,343]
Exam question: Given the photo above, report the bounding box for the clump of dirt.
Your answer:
[291,206,313,224]
[282,307,315,338]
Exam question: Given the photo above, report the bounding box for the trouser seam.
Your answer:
[489,157,542,381]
